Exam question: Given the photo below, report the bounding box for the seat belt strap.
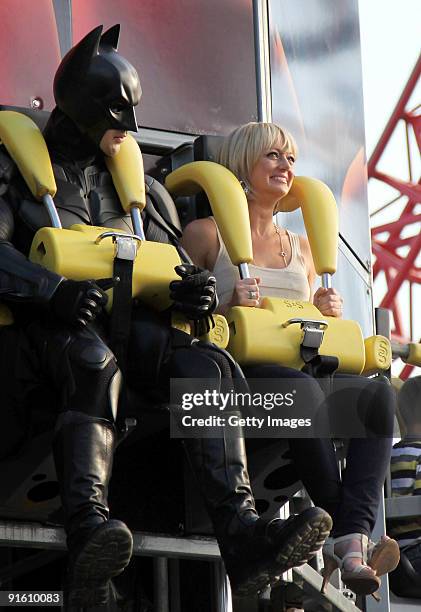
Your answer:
[106,233,140,374]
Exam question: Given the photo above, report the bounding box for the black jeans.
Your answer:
[243,364,395,537]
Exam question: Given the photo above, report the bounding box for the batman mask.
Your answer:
[54,24,142,146]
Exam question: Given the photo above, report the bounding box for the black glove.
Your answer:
[170,264,217,320]
[50,278,116,327]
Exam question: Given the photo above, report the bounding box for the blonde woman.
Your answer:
[181,122,398,597]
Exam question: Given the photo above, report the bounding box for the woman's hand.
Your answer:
[313,287,343,318]
[229,277,261,307]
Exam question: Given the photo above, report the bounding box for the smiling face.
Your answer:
[248,142,295,200]
[217,122,298,208]
[99,128,127,157]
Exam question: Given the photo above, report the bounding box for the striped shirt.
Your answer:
[388,439,421,547]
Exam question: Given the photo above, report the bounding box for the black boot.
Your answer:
[183,415,332,597]
[53,411,133,606]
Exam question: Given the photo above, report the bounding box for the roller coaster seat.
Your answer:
[0,107,302,533]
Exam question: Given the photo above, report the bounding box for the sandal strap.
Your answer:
[332,533,369,567]
[342,563,376,577]
[334,533,368,545]
[334,550,364,568]
[343,551,364,559]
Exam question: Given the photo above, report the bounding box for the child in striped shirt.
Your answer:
[388,377,421,598]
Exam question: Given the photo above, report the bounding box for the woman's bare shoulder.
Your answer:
[182,217,217,240]
[181,217,219,268]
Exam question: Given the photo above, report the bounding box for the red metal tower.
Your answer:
[368,55,421,379]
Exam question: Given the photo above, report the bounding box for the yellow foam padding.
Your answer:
[171,312,192,335]
[404,343,421,367]
[165,161,253,265]
[0,303,14,326]
[105,134,146,213]
[362,335,392,374]
[276,177,338,275]
[227,296,365,373]
[199,314,230,349]
[171,312,229,349]
[0,111,56,200]
[29,224,181,311]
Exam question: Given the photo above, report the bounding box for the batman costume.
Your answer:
[0,25,331,605]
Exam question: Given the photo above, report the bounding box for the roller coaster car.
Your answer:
[0,110,316,532]
[1,110,418,533]
[0,110,389,510]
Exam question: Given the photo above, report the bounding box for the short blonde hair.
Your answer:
[216,122,298,194]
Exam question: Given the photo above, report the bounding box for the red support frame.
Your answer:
[368,55,421,379]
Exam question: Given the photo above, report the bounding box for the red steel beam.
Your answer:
[368,54,421,175]
[368,56,421,379]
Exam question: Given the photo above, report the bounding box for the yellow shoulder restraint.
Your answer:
[0,111,180,311]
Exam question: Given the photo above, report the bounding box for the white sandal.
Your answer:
[321,533,381,598]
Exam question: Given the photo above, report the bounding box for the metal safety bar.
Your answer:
[42,194,62,229]
[0,521,364,611]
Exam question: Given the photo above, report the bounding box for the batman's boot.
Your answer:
[183,415,332,597]
[53,412,133,606]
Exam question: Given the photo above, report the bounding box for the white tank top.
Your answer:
[210,217,311,306]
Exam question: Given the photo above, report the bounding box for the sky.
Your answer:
[358,0,420,370]
[359,0,420,157]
